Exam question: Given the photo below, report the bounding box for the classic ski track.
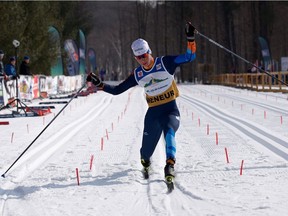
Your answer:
[11,96,112,181]
[184,85,288,115]
[219,94,287,115]
[180,94,288,161]
[159,125,206,215]
[0,96,113,215]
[2,85,287,215]
[145,138,168,215]
[145,138,203,215]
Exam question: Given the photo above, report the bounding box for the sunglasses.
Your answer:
[135,53,149,60]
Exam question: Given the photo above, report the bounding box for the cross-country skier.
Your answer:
[87,22,196,187]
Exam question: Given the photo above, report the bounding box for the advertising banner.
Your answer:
[19,76,33,101]
[48,26,64,76]
[64,39,79,76]
[79,29,86,75]
[258,37,272,71]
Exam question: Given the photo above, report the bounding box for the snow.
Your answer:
[1,84,288,216]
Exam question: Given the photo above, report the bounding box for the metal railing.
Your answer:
[209,72,288,92]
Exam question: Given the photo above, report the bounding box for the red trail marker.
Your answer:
[90,155,94,171]
[0,121,9,125]
[225,147,229,163]
[101,137,104,150]
[76,168,80,185]
[106,129,109,140]
[11,132,14,143]
[240,160,244,175]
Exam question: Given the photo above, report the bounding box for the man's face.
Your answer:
[135,53,152,68]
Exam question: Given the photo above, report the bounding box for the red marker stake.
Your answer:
[225,148,229,163]
[216,132,219,145]
[240,160,244,175]
[90,155,94,171]
[0,121,9,125]
[11,132,14,143]
[76,168,80,185]
[207,124,210,135]
[101,137,104,150]
[106,129,109,140]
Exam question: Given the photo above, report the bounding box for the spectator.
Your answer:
[19,56,32,76]
[4,56,19,80]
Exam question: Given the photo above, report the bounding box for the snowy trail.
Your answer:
[184,85,288,115]
[1,85,288,216]
[0,96,113,215]
[6,96,112,181]
[180,94,288,160]
[217,94,287,115]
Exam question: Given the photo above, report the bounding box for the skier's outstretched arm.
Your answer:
[174,22,197,64]
[162,22,197,74]
[86,72,137,95]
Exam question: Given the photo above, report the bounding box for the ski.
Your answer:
[142,167,149,179]
[49,94,77,99]
[165,176,174,193]
[18,105,55,109]
[39,101,68,104]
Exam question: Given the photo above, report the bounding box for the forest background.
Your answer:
[0,1,287,83]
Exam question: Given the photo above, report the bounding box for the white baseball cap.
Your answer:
[131,38,152,56]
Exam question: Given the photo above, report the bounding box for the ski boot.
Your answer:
[141,159,151,179]
[164,159,175,192]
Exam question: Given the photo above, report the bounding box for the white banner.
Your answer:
[0,75,84,106]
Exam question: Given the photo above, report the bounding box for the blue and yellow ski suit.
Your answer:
[103,41,196,163]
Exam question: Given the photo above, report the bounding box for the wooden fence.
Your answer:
[209,72,288,92]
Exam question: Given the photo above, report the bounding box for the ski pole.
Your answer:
[194,29,288,87]
[1,84,86,178]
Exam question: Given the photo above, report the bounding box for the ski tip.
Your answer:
[1,174,6,178]
[166,179,174,193]
[167,186,174,193]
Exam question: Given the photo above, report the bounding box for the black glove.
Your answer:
[86,73,103,87]
[185,22,196,42]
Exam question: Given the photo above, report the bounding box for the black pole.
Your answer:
[1,84,86,178]
[195,30,288,87]
[14,46,21,113]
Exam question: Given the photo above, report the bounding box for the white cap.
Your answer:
[131,38,152,56]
